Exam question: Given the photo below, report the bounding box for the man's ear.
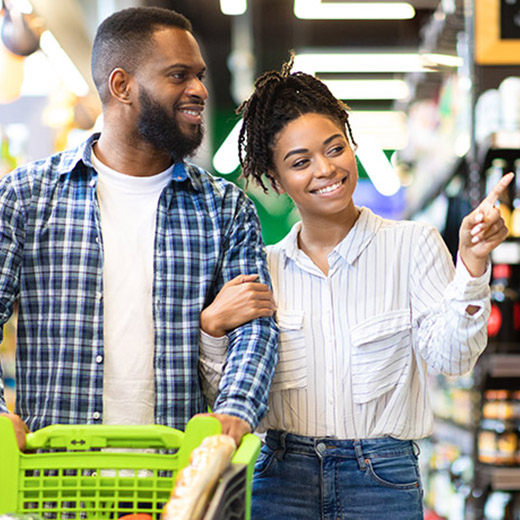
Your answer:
[108,68,133,104]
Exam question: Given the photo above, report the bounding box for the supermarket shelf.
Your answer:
[432,417,474,454]
[477,464,520,490]
[479,353,520,378]
[491,240,520,265]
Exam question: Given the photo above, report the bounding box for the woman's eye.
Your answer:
[292,159,309,169]
[328,145,345,155]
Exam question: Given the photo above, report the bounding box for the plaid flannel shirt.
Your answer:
[0,133,278,432]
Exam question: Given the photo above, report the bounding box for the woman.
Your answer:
[199,56,512,520]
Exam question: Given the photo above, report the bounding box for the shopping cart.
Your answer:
[0,415,260,520]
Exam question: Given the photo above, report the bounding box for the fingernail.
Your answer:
[475,213,484,223]
[471,235,480,244]
[471,225,482,235]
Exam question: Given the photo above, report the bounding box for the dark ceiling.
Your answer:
[146,0,438,109]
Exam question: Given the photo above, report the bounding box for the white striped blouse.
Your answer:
[200,207,491,440]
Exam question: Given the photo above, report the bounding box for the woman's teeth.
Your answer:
[315,180,342,195]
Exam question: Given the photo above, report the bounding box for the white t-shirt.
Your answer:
[91,149,172,425]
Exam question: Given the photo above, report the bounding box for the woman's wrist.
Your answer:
[200,308,226,338]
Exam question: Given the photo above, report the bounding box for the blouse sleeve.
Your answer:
[410,224,491,376]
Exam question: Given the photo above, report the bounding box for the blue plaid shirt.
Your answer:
[0,134,278,432]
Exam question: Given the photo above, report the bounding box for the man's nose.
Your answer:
[187,76,208,100]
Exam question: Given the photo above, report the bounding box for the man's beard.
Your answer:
[137,87,203,160]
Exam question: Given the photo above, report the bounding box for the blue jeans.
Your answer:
[252,430,424,520]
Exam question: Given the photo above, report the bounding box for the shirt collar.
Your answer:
[57,133,202,191]
[279,207,383,267]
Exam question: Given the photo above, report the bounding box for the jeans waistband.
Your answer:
[264,430,419,460]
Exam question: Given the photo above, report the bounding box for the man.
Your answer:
[0,6,278,450]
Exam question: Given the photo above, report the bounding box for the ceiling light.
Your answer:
[8,0,33,15]
[420,53,463,68]
[293,52,429,74]
[325,79,410,100]
[294,0,415,20]
[220,0,247,16]
[39,30,89,97]
[350,111,408,150]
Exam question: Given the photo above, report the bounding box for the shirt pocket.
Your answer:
[270,310,307,392]
[350,309,411,404]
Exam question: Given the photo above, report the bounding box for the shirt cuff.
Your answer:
[448,253,491,318]
[199,330,228,363]
[453,252,491,299]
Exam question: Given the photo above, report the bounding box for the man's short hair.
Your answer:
[91,6,192,104]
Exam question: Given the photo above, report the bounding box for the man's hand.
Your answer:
[200,274,276,338]
[459,172,514,278]
[0,412,29,451]
[195,412,252,446]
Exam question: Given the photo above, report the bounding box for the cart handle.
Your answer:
[24,423,186,451]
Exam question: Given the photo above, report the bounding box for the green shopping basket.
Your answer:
[0,415,260,519]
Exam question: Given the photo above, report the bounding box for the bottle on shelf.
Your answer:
[510,158,520,238]
[487,264,520,351]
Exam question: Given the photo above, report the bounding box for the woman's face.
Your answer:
[270,113,358,222]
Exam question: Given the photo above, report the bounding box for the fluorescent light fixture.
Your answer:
[325,79,409,100]
[213,119,242,175]
[356,141,401,196]
[421,53,463,68]
[39,30,90,97]
[10,0,33,14]
[220,0,247,15]
[350,111,408,150]
[294,0,415,20]
[293,52,429,74]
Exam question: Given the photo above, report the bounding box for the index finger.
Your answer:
[481,172,514,209]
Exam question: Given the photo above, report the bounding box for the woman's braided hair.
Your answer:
[236,52,356,192]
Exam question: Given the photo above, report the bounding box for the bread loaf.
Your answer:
[162,434,236,520]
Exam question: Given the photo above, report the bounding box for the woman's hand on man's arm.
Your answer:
[200,274,276,338]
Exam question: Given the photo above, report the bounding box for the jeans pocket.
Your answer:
[254,443,277,478]
[364,452,421,490]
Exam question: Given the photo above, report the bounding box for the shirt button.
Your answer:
[95,355,103,364]
[93,411,101,420]
[89,179,96,188]
[97,292,103,301]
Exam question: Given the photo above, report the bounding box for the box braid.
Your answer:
[236,53,357,192]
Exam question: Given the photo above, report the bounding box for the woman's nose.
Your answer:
[315,155,335,177]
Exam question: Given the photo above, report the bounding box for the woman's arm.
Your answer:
[200,274,276,337]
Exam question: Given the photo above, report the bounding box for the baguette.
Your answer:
[162,434,236,520]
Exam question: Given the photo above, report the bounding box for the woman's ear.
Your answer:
[268,172,285,194]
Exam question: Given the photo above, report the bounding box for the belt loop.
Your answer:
[276,431,288,461]
[412,440,421,458]
[354,440,366,470]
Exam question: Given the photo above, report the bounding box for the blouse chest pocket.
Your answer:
[270,310,307,392]
[350,309,412,404]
